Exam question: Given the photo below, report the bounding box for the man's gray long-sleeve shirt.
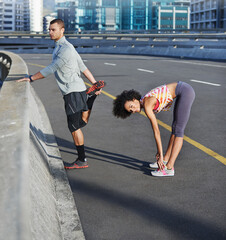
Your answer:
[40,36,87,95]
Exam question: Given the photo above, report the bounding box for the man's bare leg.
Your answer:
[72,128,84,146]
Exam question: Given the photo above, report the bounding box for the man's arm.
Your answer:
[82,68,97,85]
[17,55,65,83]
[17,72,45,82]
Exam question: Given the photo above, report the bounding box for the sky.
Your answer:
[43,0,55,15]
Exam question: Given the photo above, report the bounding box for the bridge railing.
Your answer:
[0,28,226,34]
[0,32,225,60]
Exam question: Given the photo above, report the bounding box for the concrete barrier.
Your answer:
[0,51,85,240]
[0,33,226,61]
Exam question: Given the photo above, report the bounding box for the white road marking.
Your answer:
[104,62,116,66]
[137,68,154,73]
[161,59,226,68]
[190,79,221,87]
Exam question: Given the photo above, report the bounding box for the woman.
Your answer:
[113,81,195,177]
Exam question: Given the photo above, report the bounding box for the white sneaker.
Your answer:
[149,160,167,169]
[151,167,175,177]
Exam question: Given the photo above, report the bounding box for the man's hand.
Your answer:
[17,77,30,82]
[17,72,44,83]
[95,89,102,95]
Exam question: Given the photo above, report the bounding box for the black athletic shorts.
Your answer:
[63,91,88,133]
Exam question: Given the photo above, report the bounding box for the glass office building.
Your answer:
[151,0,190,30]
[121,0,152,30]
[100,0,120,30]
[56,0,120,31]
[56,0,77,31]
[56,0,190,31]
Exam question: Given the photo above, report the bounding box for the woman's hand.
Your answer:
[156,153,164,170]
[155,153,160,161]
[157,155,165,170]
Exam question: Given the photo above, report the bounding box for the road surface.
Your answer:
[20,53,226,240]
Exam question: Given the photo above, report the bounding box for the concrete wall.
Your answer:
[0,51,85,240]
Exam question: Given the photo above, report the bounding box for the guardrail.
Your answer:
[0,28,226,34]
[0,33,225,61]
[0,51,85,240]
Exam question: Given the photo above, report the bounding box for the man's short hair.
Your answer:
[50,19,65,29]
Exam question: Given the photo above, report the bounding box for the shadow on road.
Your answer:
[55,135,150,175]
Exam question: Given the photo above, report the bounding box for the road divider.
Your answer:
[190,79,221,86]
[137,68,155,73]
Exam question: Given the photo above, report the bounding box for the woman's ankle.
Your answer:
[166,163,174,170]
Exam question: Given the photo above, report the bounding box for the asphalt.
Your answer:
[20,53,226,240]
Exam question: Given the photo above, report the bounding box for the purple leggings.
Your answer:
[172,81,195,137]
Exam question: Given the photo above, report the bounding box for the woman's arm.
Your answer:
[143,97,165,170]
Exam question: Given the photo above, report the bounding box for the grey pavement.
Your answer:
[20,53,226,240]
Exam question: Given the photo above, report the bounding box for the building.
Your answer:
[55,0,151,31]
[99,0,120,30]
[56,0,100,32]
[120,0,152,30]
[120,0,190,31]
[56,0,77,32]
[43,12,57,32]
[29,0,43,32]
[151,0,190,30]
[0,0,24,31]
[0,0,42,32]
[190,0,226,29]
[56,0,120,32]
[56,0,191,31]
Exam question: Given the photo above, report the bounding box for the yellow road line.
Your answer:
[183,136,226,165]
[28,63,46,68]
[28,62,226,165]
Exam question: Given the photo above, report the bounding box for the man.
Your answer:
[17,19,105,169]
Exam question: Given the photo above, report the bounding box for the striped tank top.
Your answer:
[140,84,173,113]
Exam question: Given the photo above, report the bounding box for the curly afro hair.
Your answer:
[113,89,142,119]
